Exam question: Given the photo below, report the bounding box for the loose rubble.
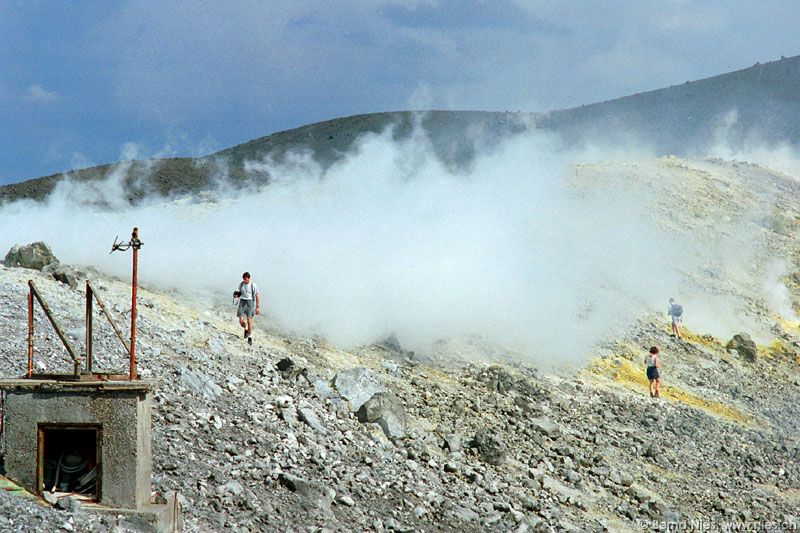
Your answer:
[0,157,798,531]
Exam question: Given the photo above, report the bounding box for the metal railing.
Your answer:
[27,280,82,378]
[26,227,143,381]
[85,281,131,374]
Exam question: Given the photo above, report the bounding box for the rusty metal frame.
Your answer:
[85,281,131,374]
[25,226,143,382]
[27,280,136,380]
[37,423,102,502]
[27,280,81,379]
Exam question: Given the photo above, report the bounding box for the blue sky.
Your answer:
[1,0,798,185]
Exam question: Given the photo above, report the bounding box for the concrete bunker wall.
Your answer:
[1,381,154,509]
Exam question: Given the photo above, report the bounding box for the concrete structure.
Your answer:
[0,378,178,531]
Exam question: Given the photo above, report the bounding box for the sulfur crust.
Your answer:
[587,356,757,427]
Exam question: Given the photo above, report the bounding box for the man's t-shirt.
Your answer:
[238,281,259,300]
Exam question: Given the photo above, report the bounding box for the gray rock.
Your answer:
[337,495,355,507]
[356,392,407,438]
[726,333,757,362]
[472,430,507,465]
[4,242,59,271]
[278,473,336,518]
[384,517,412,531]
[334,367,385,411]
[443,434,462,453]
[276,357,295,372]
[206,337,227,357]
[42,263,85,289]
[483,512,502,525]
[280,406,299,426]
[179,368,223,399]
[453,507,480,522]
[531,417,562,438]
[626,483,651,502]
[312,379,336,399]
[298,405,327,433]
[217,480,245,497]
[55,496,81,512]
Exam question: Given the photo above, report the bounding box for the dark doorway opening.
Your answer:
[39,425,100,500]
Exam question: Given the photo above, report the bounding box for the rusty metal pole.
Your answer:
[27,289,33,378]
[129,227,140,381]
[85,281,93,374]
[111,226,142,381]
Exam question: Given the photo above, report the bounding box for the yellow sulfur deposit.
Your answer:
[680,330,723,350]
[763,339,795,362]
[587,356,756,426]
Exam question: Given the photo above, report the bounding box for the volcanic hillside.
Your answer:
[3,55,800,203]
[0,155,798,531]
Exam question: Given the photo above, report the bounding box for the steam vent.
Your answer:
[0,231,179,532]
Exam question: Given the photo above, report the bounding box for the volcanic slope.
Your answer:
[3,54,800,203]
[0,157,798,531]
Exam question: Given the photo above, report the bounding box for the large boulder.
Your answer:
[726,333,757,362]
[333,367,385,411]
[4,242,59,271]
[278,473,335,519]
[471,430,507,465]
[42,263,86,289]
[356,391,407,438]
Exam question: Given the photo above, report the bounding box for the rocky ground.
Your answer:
[0,156,798,532]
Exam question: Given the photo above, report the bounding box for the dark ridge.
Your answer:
[0,111,529,204]
[538,55,800,153]
[3,55,799,204]
[211,110,529,180]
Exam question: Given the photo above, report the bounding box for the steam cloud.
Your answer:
[0,124,797,364]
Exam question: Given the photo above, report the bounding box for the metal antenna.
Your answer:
[110,227,143,380]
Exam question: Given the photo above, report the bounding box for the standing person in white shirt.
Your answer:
[234,272,260,345]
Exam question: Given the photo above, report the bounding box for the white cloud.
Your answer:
[80,0,800,129]
[22,84,60,103]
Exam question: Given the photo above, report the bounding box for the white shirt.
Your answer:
[238,281,259,300]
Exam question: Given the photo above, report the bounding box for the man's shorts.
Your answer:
[646,366,660,381]
[237,299,255,318]
[671,315,682,325]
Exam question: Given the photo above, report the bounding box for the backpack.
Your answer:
[672,303,683,317]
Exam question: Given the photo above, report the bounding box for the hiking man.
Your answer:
[668,298,683,339]
[234,272,260,344]
[645,346,661,398]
